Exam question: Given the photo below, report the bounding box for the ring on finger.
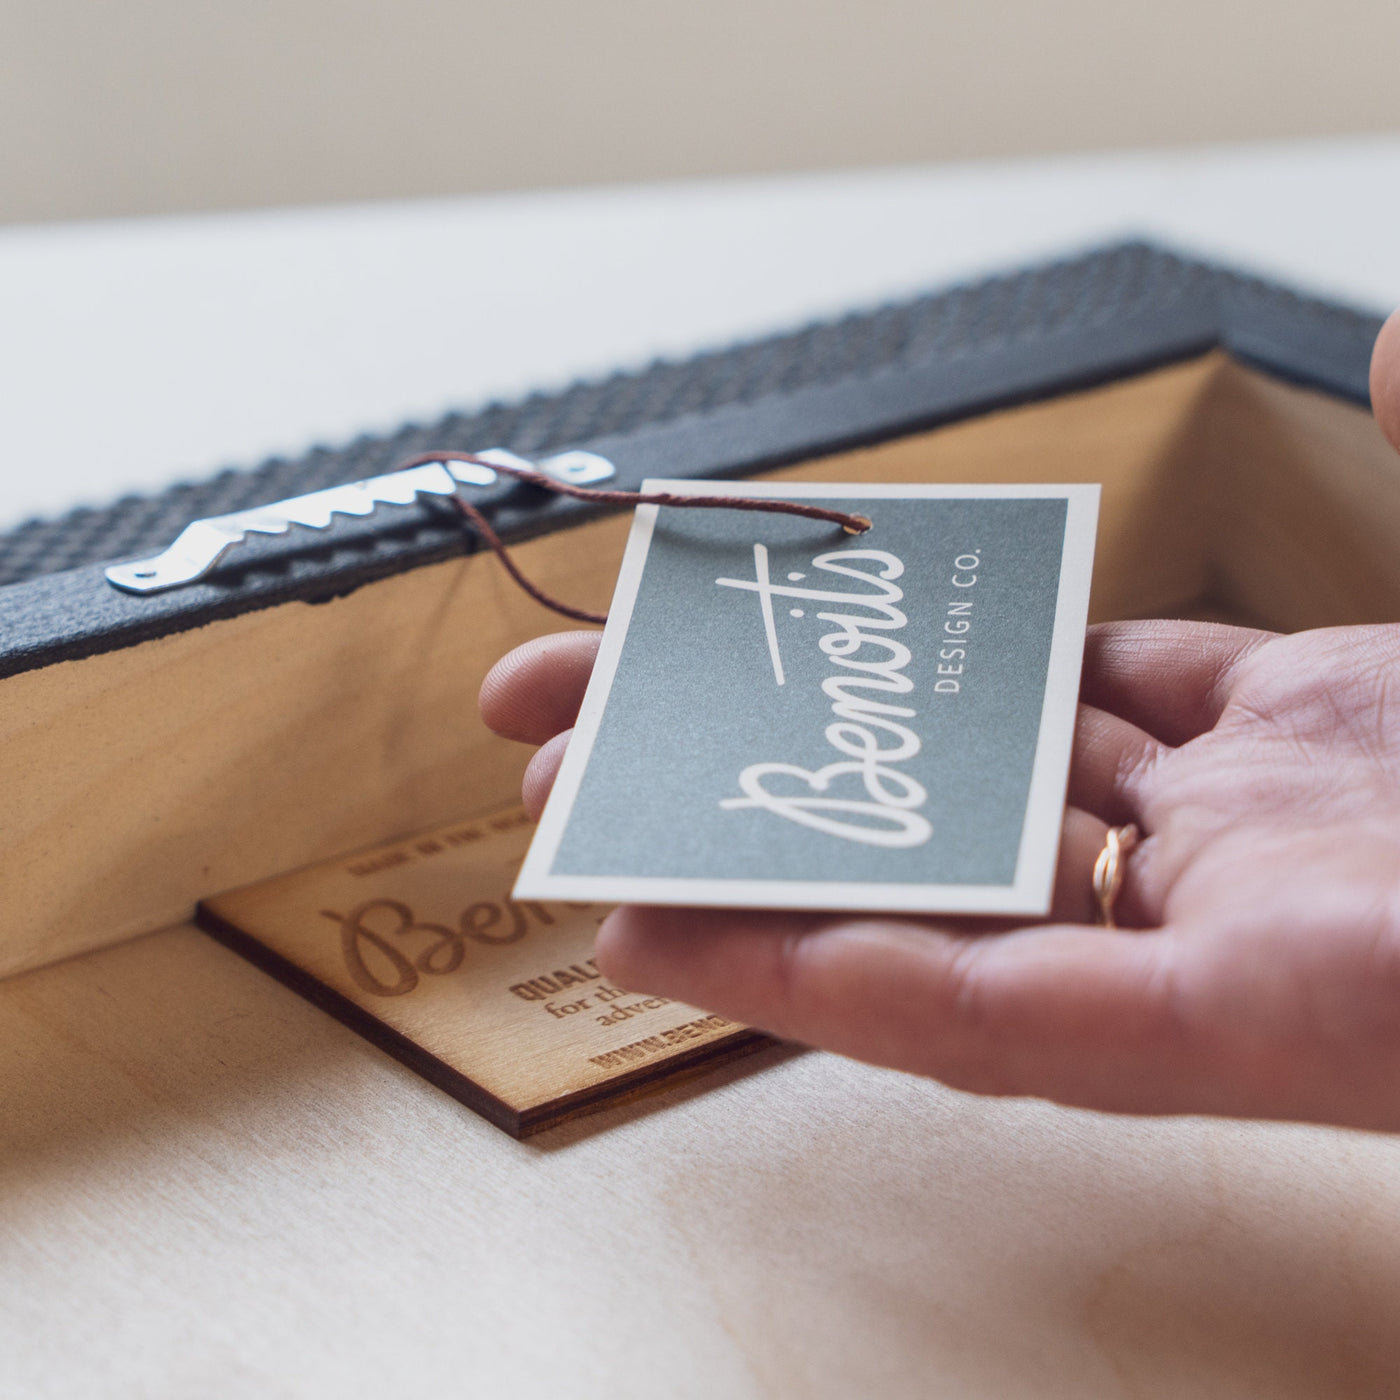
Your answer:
[1092,824,1140,929]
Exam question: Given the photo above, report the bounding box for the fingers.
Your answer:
[917,806,1112,931]
[1052,807,1111,924]
[593,791,1175,1117]
[596,905,1200,1115]
[511,722,1128,918]
[1082,619,1274,745]
[479,631,601,744]
[1370,305,1400,452]
[522,730,572,820]
[1068,703,1165,826]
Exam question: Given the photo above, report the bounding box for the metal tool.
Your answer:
[103,449,616,595]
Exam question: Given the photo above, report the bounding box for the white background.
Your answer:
[3,136,1400,534]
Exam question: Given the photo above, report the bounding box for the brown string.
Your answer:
[450,493,612,624]
[396,450,873,626]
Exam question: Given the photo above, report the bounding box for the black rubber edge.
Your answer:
[0,244,1383,682]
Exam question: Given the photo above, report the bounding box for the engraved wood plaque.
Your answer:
[197,806,767,1136]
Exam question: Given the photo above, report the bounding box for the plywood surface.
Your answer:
[1,356,1228,979]
[1199,363,1400,630]
[4,923,1400,1398]
[9,350,1400,1396]
[198,805,763,1135]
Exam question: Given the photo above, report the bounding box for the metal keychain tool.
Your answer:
[103,449,615,595]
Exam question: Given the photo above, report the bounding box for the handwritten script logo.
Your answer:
[321,896,556,997]
[714,545,932,848]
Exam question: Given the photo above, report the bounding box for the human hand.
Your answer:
[478,312,1400,1132]
[482,620,1400,1131]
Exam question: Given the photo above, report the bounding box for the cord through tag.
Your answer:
[395,450,873,626]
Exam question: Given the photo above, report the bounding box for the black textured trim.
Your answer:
[0,240,1383,679]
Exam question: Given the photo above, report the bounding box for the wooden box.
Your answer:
[4,242,1400,1394]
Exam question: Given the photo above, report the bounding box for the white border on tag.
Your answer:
[516,481,1099,916]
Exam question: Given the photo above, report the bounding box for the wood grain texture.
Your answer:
[4,922,1400,1397]
[197,806,766,1136]
[6,354,1400,981]
[10,351,1400,1393]
[0,356,1219,978]
[1197,363,1400,630]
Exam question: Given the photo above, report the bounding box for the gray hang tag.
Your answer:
[517,481,1099,917]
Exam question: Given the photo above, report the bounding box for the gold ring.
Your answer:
[1093,824,1140,928]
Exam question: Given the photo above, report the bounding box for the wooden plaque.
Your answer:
[197,806,768,1136]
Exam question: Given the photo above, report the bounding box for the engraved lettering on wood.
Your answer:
[197,806,766,1136]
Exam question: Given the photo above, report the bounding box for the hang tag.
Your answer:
[516,482,1098,917]
[197,807,767,1137]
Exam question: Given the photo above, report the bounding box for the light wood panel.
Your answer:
[0,356,1218,978]
[8,355,1400,1394]
[3,919,1400,1396]
[198,805,763,1135]
[7,353,1400,980]
[1197,363,1400,630]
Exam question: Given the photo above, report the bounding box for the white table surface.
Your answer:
[3,133,1400,537]
[11,137,1400,1400]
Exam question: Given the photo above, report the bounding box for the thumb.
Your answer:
[1369,306,1400,452]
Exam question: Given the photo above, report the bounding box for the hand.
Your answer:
[475,313,1400,1133]
[483,622,1400,1130]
